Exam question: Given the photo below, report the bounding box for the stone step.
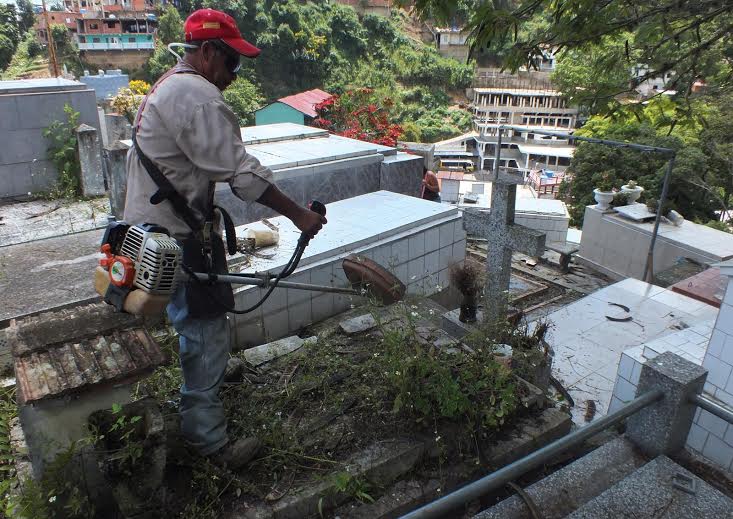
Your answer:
[472,437,647,519]
[566,454,733,519]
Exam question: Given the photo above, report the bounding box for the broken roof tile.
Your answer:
[14,328,166,405]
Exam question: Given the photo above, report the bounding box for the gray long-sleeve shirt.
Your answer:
[123,62,273,240]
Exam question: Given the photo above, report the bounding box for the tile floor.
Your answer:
[542,277,719,425]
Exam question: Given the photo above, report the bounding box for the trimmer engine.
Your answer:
[96,222,182,315]
[119,225,181,294]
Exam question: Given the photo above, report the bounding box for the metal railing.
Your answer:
[78,41,154,50]
[400,389,664,519]
[690,393,733,425]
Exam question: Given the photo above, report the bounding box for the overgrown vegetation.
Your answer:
[558,96,733,226]
[99,300,548,516]
[42,104,81,200]
[148,2,474,143]
[0,0,34,72]
[110,80,151,123]
[0,31,45,80]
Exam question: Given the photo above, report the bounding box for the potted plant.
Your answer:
[620,180,644,203]
[450,259,485,323]
[592,171,616,211]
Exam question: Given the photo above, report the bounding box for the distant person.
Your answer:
[421,167,441,203]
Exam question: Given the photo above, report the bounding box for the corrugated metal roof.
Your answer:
[277,89,332,118]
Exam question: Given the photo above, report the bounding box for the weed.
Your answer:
[330,470,374,503]
[9,440,95,519]
[42,104,81,200]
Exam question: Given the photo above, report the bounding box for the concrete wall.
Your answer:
[79,70,129,100]
[578,205,733,281]
[255,102,306,126]
[80,50,152,70]
[214,152,423,227]
[0,86,101,198]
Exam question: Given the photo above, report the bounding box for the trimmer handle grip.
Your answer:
[297,200,327,248]
[308,200,326,217]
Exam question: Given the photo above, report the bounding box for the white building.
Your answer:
[434,87,578,178]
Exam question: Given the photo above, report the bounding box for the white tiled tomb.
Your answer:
[227,191,466,348]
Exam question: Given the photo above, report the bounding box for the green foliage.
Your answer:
[42,104,81,200]
[50,24,82,76]
[8,440,95,519]
[0,388,18,517]
[392,46,473,90]
[552,34,636,115]
[558,96,729,226]
[145,1,474,143]
[330,471,374,504]
[404,0,733,114]
[705,220,732,233]
[16,0,35,34]
[376,309,518,431]
[158,5,184,45]
[0,31,44,80]
[146,5,185,80]
[222,77,265,126]
[98,404,145,477]
[0,3,20,71]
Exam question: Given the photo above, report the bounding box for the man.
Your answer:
[123,8,326,469]
[421,167,441,203]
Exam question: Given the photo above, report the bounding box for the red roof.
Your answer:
[278,89,332,118]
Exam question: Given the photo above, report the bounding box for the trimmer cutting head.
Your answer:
[342,254,406,305]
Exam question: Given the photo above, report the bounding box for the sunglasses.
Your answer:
[208,40,241,74]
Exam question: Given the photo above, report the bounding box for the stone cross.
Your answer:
[474,169,546,323]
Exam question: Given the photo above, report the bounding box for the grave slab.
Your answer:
[670,267,726,308]
[541,277,718,426]
[567,455,733,519]
[229,191,466,348]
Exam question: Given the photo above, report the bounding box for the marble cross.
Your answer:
[480,170,547,323]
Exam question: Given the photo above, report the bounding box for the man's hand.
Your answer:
[292,206,327,240]
[257,185,327,239]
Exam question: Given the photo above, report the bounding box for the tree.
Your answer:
[222,77,264,126]
[700,95,733,217]
[403,0,733,113]
[551,34,636,115]
[16,0,35,34]
[312,88,403,147]
[0,3,20,71]
[50,24,81,75]
[558,97,725,226]
[146,5,184,80]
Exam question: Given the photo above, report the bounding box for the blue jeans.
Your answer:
[167,283,230,455]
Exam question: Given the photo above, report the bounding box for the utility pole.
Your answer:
[41,0,60,77]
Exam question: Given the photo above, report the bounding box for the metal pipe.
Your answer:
[643,154,676,282]
[496,125,674,153]
[492,128,503,181]
[192,272,360,296]
[690,393,733,425]
[400,389,664,519]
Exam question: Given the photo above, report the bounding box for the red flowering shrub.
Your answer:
[312,88,403,147]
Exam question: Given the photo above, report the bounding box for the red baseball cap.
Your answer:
[184,9,260,58]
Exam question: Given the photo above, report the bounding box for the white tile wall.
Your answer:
[578,205,733,281]
[229,191,467,349]
[609,270,733,473]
